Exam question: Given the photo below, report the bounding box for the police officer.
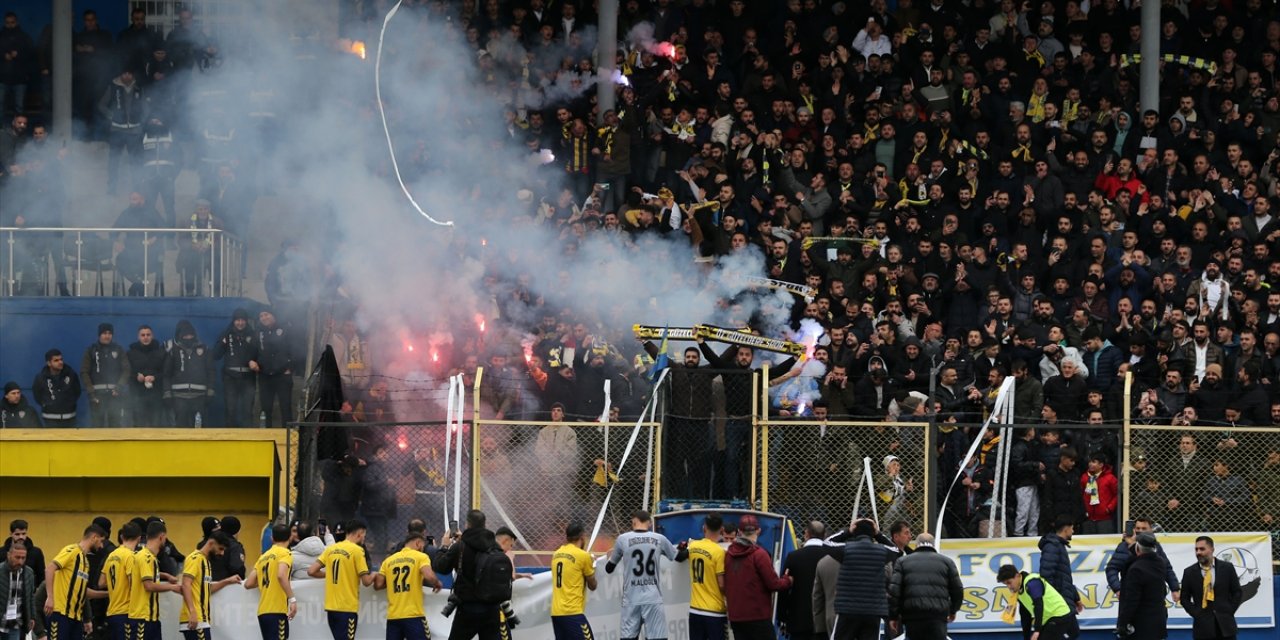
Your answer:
[256,308,294,426]
[31,349,82,426]
[213,308,259,427]
[164,319,215,427]
[1116,534,1169,640]
[81,323,131,426]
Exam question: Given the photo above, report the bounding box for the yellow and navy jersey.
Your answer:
[179,551,212,624]
[104,546,136,617]
[317,540,370,613]
[255,546,294,616]
[550,543,594,617]
[128,548,161,622]
[380,548,432,620]
[687,538,726,615]
[51,544,90,618]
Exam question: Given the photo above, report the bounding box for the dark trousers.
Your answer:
[1080,519,1117,535]
[666,417,711,499]
[107,614,130,640]
[181,630,212,640]
[223,376,256,426]
[447,604,502,640]
[386,617,430,640]
[107,129,143,192]
[172,395,208,427]
[903,617,949,640]
[831,614,882,640]
[49,612,85,640]
[1039,614,1081,640]
[713,418,750,500]
[90,391,127,427]
[259,374,294,425]
[688,614,727,640]
[42,415,78,428]
[727,620,774,640]
[131,394,167,427]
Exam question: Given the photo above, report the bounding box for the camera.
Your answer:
[441,593,460,618]
[501,601,521,627]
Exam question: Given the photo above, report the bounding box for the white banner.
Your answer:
[940,533,1275,633]
[151,556,695,639]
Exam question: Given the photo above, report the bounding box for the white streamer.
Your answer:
[935,376,1016,549]
[441,375,457,535]
[864,457,879,526]
[479,477,534,553]
[376,1,454,227]
[587,368,670,551]
[453,374,464,525]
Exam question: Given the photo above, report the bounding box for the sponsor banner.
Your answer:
[940,533,1274,632]
[154,555,696,639]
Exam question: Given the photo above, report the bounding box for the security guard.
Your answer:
[82,323,131,427]
[32,349,82,427]
[1116,534,1170,640]
[255,308,294,426]
[213,308,259,427]
[164,320,215,427]
[997,564,1080,640]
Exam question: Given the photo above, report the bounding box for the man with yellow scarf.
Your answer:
[1179,536,1243,640]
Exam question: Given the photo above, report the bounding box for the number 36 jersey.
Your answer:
[607,530,679,606]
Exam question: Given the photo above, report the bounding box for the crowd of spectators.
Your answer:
[5,0,1280,544]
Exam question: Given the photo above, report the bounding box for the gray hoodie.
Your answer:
[290,533,334,579]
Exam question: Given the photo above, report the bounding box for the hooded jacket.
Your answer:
[32,364,81,417]
[213,311,259,378]
[164,320,215,398]
[98,74,147,129]
[888,546,964,621]
[1037,533,1079,606]
[433,527,503,604]
[724,537,792,622]
[290,534,334,579]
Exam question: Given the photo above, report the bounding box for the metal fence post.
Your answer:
[471,367,484,511]
[760,363,770,512]
[1121,371,1133,526]
[750,364,761,508]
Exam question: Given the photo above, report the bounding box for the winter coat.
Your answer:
[644,342,714,418]
[1042,373,1088,421]
[256,323,294,376]
[1037,534,1078,605]
[164,321,215,399]
[290,535,333,579]
[1010,437,1044,487]
[1115,552,1169,640]
[32,365,81,418]
[725,538,793,622]
[1105,539,1180,595]
[1,394,41,427]
[0,561,36,631]
[126,339,167,399]
[213,324,259,379]
[888,546,964,621]
[1081,465,1119,523]
[81,341,130,394]
[831,536,892,617]
[1084,343,1125,391]
[97,76,147,130]
[1041,465,1084,527]
[1,537,45,588]
[433,527,503,603]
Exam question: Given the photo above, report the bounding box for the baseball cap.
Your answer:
[738,515,760,533]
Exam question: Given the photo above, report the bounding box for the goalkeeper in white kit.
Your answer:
[605,510,689,640]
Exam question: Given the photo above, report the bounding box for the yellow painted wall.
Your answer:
[0,429,288,567]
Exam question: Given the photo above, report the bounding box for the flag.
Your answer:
[646,326,671,383]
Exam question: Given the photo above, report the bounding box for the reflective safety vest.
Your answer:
[1017,573,1072,626]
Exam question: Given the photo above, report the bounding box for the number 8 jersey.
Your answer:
[607,530,679,607]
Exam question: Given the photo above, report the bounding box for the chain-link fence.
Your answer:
[660,368,758,503]
[475,419,660,564]
[292,421,468,565]
[1126,424,1280,560]
[761,420,930,535]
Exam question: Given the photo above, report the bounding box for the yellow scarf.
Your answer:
[1028,93,1047,123]
[1062,100,1080,124]
[1012,144,1033,163]
[1025,49,1045,68]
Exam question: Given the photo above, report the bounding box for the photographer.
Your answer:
[433,509,511,640]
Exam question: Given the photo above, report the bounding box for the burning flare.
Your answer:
[351,41,367,59]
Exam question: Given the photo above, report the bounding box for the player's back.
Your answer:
[104,546,135,617]
[611,530,675,606]
[687,537,726,616]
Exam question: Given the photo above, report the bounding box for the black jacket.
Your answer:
[888,546,964,621]
[1037,533,1078,605]
[164,322,215,399]
[1116,552,1169,640]
[1180,559,1243,640]
[1105,538,1180,595]
[433,527,501,604]
[1043,373,1089,421]
[213,324,259,378]
[830,536,892,617]
[1,536,45,587]
[32,365,82,416]
[126,339,167,399]
[1009,436,1043,487]
[1041,465,1084,527]
[256,324,294,376]
[81,342,130,394]
[1,394,41,427]
[778,543,831,635]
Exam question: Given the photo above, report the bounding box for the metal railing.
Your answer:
[1,227,244,298]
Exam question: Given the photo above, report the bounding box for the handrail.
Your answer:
[2,226,244,298]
